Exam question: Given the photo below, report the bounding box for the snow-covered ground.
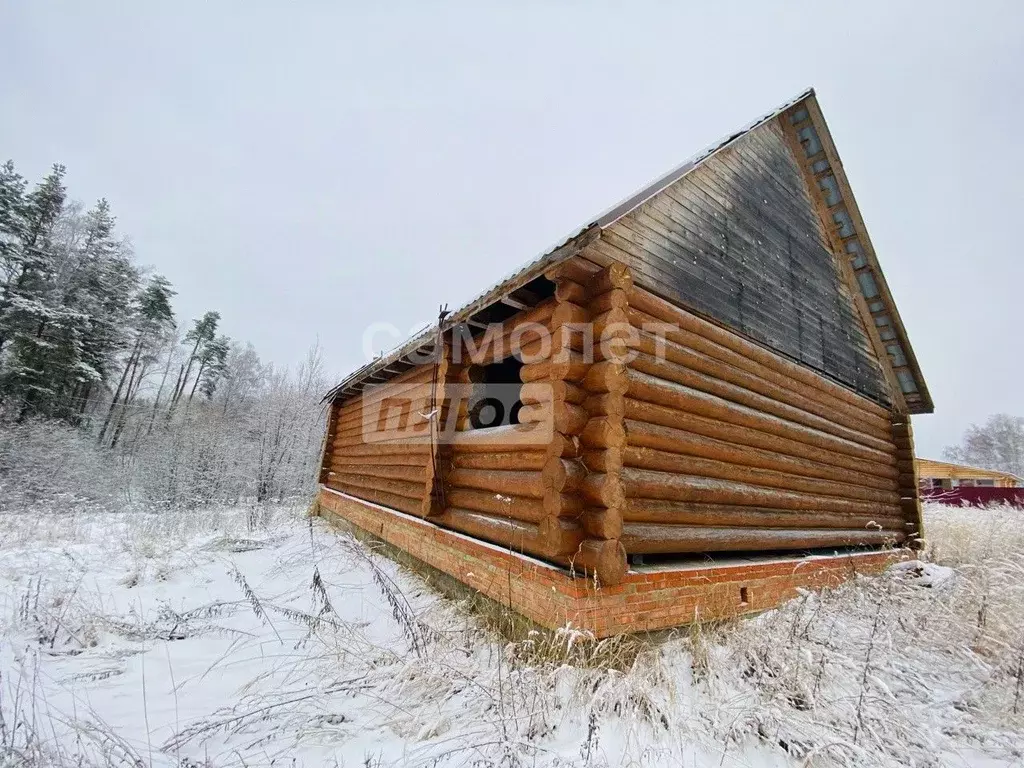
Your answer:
[2,502,1023,767]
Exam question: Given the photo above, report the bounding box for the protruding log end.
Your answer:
[583,361,628,395]
[588,263,634,296]
[573,538,628,586]
[538,516,585,557]
[542,456,586,493]
[582,507,623,540]
[554,277,588,305]
[581,417,626,450]
[581,472,625,508]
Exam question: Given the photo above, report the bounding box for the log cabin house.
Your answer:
[314,88,933,636]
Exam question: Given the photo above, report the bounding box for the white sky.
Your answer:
[2,1,1022,458]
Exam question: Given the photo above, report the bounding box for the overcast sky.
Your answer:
[2,1,1021,457]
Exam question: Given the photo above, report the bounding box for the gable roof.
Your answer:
[324,88,931,414]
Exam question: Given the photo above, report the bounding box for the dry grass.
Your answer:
[3,500,1024,767]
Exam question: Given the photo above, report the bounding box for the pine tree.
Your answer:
[196,335,230,400]
[98,275,176,443]
[0,164,68,417]
[61,199,140,420]
[168,311,220,413]
[0,160,29,296]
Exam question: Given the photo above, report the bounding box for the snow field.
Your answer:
[1,502,1023,767]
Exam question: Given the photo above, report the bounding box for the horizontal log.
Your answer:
[327,451,429,468]
[545,254,600,285]
[451,450,548,471]
[520,357,589,383]
[324,482,423,517]
[554,402,589,434]
[332,383,436,429]
[620,467,898,517]
[589,288,629,314]
[591,308,633,340]
[550,301,589,329]
[542,457,587,492]
[627,305,891,428]
[520,380,588,406]
[624,498,906,531]
[443,487,546,523]
[327,439,432,457]
[621,402,898,486]
[449,423,551,451]
[622,445,899,505]
[450,299,557,367]
[622,396,897,482]
[436,509,548,559]
[627,285,890,418]
[517,402,550,425]
[333,423,433,445]
[618,434,892,505]
[328,461,426,484]
[518,401,588,435]
[328,471,425,501]
[629,330,892,442]
[625,370,896,468]
[619,524,904,555]
[517,325,583,363]
[446,468,545,499]
[331,409,432,438]
[570,538,628,586]
[629,352,893,453]
[334,376,437,419]
[543,492,585,518]
[554,277,587,305]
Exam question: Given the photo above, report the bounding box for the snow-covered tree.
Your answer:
[944,413,1024,478]
[98,275,176,444]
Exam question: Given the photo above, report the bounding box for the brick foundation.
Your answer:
[316,487,907,638]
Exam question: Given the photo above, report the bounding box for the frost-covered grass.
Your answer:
[1,502,1024,767]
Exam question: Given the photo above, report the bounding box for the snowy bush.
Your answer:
[0,419,122,511]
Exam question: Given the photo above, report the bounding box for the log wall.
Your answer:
[431,272,617,579]
[606,276,916,555]
[321,363,438,518]
[320,254,920,588]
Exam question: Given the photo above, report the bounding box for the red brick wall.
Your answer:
[317,487,905,638]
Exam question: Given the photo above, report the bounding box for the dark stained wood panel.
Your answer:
[603,120,889,407]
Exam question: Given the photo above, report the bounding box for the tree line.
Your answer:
[0,160,327,509]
